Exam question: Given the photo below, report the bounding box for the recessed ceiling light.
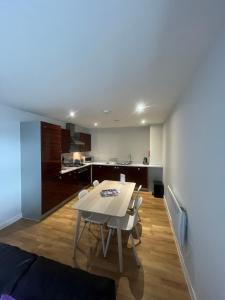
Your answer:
[135,103,146,113]
[141,119,146,124]
[94,122,98,127]
[135,102,152,114]
[69,111,75,117]
[103,109,111,114]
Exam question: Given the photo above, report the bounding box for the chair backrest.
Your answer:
[93,180,99,187]
[132,196,143,227]
[133,185,142,208]
[134,196,143,213]
[78,189,89,200]
[136,185,142,196]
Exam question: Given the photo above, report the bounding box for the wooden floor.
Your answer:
[0,191,190,300]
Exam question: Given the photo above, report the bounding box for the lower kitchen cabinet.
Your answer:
[59,166,91,204]
[123,166,148,189]
[92,165,148,189]
[42,175,64,214]
[92,165,111,182]
[77,166,91,188]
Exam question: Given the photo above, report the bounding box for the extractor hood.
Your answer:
[66,123,85,147]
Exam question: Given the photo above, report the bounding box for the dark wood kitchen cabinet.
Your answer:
[21,121,92,221]
[41,122,62,214]
[92,164,148,189]
[92,165,111,182]
[59,167,91,203]
[92,165,125,182]
[77,166,91,188]
[122,166,148,189]
[61,128,70,153]
[60,171,79,199]
[76,132,91,152]
[21,121,61,219]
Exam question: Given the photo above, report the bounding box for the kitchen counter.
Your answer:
[92,162,163,168]
[60,162,162,174]
[60,163,92,174]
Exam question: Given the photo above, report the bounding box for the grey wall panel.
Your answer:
[20,122,42,220]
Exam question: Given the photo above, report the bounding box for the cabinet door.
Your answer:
[93,165,123,182]
[92,165,107,182]
[85,134,91,151]
[122,166,136,183]
[60,173,71,201]
[121,166,148,189]
[61,129,70,153]
[72,170,80,194]
[78,166,91,188]
[41,122,62,214]
[60,171,80,202]
[111,166,124,181]
[136,167,148,188]
[42,175,63,213]
[78,133,91,152]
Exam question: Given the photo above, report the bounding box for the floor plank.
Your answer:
[0,191,190,300]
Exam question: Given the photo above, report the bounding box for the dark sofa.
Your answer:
[0,243,115,300]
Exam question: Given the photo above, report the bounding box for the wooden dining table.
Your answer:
[73,180,136,272]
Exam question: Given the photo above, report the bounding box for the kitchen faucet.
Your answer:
[129,153,132,163]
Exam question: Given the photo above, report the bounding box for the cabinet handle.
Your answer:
[138,168,140,171]
[59,176,62,180]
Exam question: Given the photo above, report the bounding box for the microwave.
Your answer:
[83,156,93,163]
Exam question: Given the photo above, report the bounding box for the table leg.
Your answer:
[73,211,81,258]
[116,218,123,272]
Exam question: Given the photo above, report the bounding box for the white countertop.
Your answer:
[60,162,162,174]
[92,162,163,168]
[60,163,92,174]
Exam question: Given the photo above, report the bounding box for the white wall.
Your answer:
[150,125,163,164]
[163,28,225,300]
[90,126,150,163]
[0,104,64,228]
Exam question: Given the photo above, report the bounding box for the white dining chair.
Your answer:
[93,179,100,187]
[76,189,108,253]
[104,196,143,267]
[128,185,142,210]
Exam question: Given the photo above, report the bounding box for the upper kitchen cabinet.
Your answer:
[77,132,91,152]
[61,128,70,153]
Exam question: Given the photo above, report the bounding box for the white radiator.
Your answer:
[167,185,187,247]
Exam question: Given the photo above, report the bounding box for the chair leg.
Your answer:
[88,222,91,231]
[100,225,105,254]
[138,212,141,222]
[130,233,141,267]
[77,222,87,244]
[134,225,141,244]
[104,228,112,258]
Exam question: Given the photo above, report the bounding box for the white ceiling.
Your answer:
[0,0,225,128]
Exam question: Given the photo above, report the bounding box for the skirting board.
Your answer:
[0,213,22,230]
[163,196,197,300]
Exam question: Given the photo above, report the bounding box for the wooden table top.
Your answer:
[74,180,136,217]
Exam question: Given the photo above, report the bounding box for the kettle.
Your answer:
[143,157,148,165]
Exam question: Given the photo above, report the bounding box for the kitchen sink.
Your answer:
[118,161,132,165]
